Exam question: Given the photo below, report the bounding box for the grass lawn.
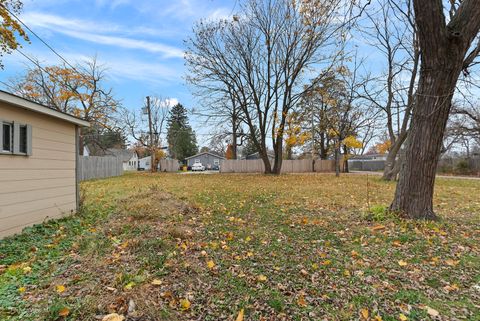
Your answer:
[1,173,479,320]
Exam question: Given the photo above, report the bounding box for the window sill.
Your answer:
[0,151,29,156]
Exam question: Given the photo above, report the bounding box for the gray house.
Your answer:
[185,152,225,170]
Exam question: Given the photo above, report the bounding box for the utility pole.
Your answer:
[310,98,316,170]
[146,96,156,172]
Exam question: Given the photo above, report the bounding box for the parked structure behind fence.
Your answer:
[78,156,123,181]
[220,159,336,173]
[348,160,385,172]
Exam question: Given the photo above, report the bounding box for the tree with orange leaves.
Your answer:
[0,0,29,68]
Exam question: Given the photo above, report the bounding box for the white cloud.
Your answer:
[21,12,184,58]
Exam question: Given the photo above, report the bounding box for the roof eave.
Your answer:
[0,91,90,127]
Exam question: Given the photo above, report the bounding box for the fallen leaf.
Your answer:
[124,282,135,290]
[360,308,369,319]
[398,260,408,267]
[207,260,215,269]
[22,266,32,274]
[297,294,307,307]
[445,259,459,266]
[374,315,383,321]
[180,298,191,311]
[58,307,70,317]
[18,287,26,293]
[257,274,267,282]
[236,308,245,321]
[151,279,162,286]
[426,306,439,317]
[102,313,125,321]
[398,314,408,321]
[372,224,385,231]
[56,285,66,293]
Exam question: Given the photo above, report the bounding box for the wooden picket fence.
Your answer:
[220,159,336,173]
[159,159,180,172]
[78,156,123,181]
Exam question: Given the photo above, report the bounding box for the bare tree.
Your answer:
[359,0,420,181]
[123,96,170,171]
[186,0,344,174]
[390,0,480,219]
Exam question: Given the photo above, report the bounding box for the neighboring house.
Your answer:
[0,90,89,238]
[139,156,152,171]
[185,152,225,169]
[106,149,138,171]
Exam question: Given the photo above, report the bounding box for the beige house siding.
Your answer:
[0,102,77,238]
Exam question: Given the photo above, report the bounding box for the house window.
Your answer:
[19,125,27,154]
[214,159,219,165]
[0,121,31,156]
[195,159,200,163]
[2,122,12,152]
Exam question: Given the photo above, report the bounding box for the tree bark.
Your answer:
[390,67,462,219]
[390,0,480,219]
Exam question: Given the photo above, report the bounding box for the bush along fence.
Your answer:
[78,156,123,181]
[220,159,337,173]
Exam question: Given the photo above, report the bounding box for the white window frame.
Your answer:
[1,121,13,153]
[214,159,220,165]
[195,159,200,163]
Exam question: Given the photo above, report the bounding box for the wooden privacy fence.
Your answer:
[78,156,123,181]
[159,159,180,172]
[220,159,336,173]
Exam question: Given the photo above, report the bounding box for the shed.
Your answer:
[185,152,225,169]
[106,149,138,171]
[0,91,89,238]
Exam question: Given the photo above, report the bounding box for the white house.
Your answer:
[139,156,152,171]
[107,149,139,171]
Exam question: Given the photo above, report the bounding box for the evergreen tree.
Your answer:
[166,103,198,161]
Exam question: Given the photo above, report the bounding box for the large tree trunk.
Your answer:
[390,67,462,219]
[390,0,480,219]
[272,140,283,175]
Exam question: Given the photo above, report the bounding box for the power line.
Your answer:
[0,3,79,72]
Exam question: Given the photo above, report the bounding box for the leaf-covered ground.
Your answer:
[1,173,479,321]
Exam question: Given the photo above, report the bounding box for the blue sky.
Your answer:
[0,0,237,140]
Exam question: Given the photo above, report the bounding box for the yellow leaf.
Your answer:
[343,269,351,277]
[311,263,319,270]
[58,307,70,317]
[102,313,125,321]
[23,266,32,274]
[398,313,408,321]
[18,287,26,293]
[360,308,369,319]
[245,236,252,242]
[297,294,307,307]
[374,315,383,321]
[180,298,191,311]
[207,260,215,269]
[151,279,162,286]
[56,285,66,293]
[236,308,245,321]
[392,240,402,247]
[398,260,408,267]
[321,260,332,266]
[257,274,267,282]
[124,282,135,290]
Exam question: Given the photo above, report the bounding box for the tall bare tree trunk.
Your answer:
[390,0,480,219]
[382,132,407,180]
[391,68,461,219]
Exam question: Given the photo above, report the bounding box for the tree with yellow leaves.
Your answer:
[0,0,29,68]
